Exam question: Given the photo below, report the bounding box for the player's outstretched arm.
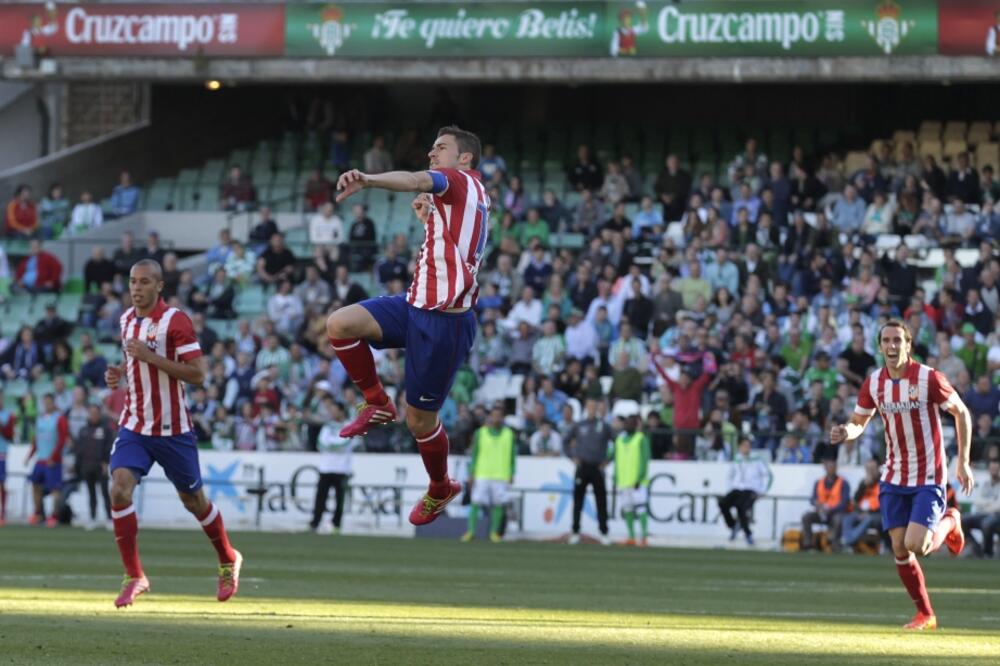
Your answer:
[944,395,975,495]
[336,169,434,203]
[830,412,873,445]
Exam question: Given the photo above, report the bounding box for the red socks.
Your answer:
[197,503,237,564]
[112,503,143,579]
[330,338,389,405]
[930,511,957,552]
[895,553,934,616]
[415,422,451,496]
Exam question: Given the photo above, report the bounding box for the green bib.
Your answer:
[475,427,515,481]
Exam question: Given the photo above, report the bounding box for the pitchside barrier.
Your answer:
[2,446,978,542]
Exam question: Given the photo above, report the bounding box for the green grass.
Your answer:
[1,527,998,665]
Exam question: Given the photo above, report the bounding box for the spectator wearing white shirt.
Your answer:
[309,202,345,247]
[564,308,599,364]
[529,420,564,457]
[961,458,1000,558]
[267,280,305,338]
[717,437,769,545]
[943,197,977,245]
[503,285,543,332]
[633,195,663,239]
[585,278,623,327]
[69,191,104,235]
[310,400,357,533]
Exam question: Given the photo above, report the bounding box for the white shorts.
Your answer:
[471,479,511,506]
[618,486,649,513]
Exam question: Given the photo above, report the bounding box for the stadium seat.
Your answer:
[843,151,869,175]
[975,142,999,170]
[917,140,942,162]
[943,140,968,162]
[943,121,967,141]
[891,130,916,146]
[918,120,942,138]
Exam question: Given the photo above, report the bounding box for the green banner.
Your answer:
[285,1,939,58]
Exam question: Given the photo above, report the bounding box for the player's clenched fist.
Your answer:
[336,169,369,203]
[830,424,847,444]
[105,364,124,389]
[412,194,432,223]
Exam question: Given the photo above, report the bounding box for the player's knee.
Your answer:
[110,483,132,506]
[406,411,436,437]
[903,535,929,556]
[325,311,345,339]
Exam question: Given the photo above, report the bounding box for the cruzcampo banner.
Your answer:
[609,0,939,57]
[285,1,939,58]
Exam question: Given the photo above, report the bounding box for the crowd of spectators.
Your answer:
[2,133,1000,477]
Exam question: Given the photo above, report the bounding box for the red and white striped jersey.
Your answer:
[118,299,202,437]
[854,362,958,487]
[407,167,489,310]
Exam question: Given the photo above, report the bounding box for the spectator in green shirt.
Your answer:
[801,351,840,400]
[517,208,551,249]
[956,323,989,378]
[673,260,712,309]
[780,326,813,374]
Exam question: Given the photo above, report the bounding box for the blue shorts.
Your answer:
[879,482,946,531]
[360,295,477,411]
[28,461,62,492]
[109,427,203,493]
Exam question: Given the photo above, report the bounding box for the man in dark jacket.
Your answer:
[565,397,613,545]
[74,404,113,526]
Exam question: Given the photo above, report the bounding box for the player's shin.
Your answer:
[197,502,237,564]
[329,338,389,405]
[894,553,934,616]
[415,422,451,492]
[489,506,504,536]
[111,504,143,578]
[624,511,636,540]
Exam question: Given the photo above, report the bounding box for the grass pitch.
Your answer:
[0,527,998,665]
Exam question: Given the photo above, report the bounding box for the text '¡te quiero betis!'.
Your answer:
[371,8,599,49]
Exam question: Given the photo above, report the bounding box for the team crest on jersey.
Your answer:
[908,385,919,400]
[144,321,160,351]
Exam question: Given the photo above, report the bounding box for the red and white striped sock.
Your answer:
[197,503,237,565]
[111,503,143,579]
[329,337,389,405]
[895,553,934,616]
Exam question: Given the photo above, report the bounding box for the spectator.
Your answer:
[623,278,654,339]
[948,152,980,205]
[295,265,332,313]
[503,176,530,221]
[330,264,368,306]
[248,206,279,254]
[256,232,296,288]
[2,326,44,381]
[718,437,769,545]
[222,240,255,286]
[566,397,612,545]
[840,457,884,552]
[633,195,664,240]
[730,183,761,226]
[35,303,73,353]
[727,138,769,184]
[801,458,850,552]
[82,247,115,295]
[219,165,257,212]
[5,184,37,238]
[505,286,543,331]
[529,419,563,457]
[478,144,507,185]
[861,190,895,239]
[531,320,566,376]
[160,253,181,301]
[15,239,62,293]
[39,183,69,239]
[309,202,345,248]
[143,231,166,265]
[966,373,1000,423]
[653,155,691,222]
[880,244,918,307]
[522,244,552,294]
[653,358,712,458]
[462,404,516,543]
[303,169,334,212]
[600,161,630,205]
[572,189,608,234]
[507,321,539,375]
[77,345,108,388]
[673,260,711,309]
[829,184,866,237]
[310,402,357,534]
[518,209,550,249]
[363,135,393,174]
[960,457,1000,558]
[375,243,408,289]
[204,228,233,276]
[111,230,143,280]
[537,189,571,232]
[789,163,827,212]
[267,280,305,339]
[109,171,141,218]
[569,144,603,192]
[347,204,377,271]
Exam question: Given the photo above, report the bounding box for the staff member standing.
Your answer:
[565,397,613,545]
[74,404,114,528]
[310,400,357,535]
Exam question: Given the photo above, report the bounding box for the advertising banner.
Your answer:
[285,1,939,58]
[939,1,1000,55]
[0,2,285,57]
[4,446,888,542]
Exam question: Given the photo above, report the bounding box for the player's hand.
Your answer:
[335,169,369,203]
[124,339,154,363]
[105,364,123,389]
[830,424,847,445]
[411,194,432,224]
[957,461,975,496]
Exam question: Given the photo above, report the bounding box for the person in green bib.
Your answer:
[612,400,651,547]
[462,405,516,543]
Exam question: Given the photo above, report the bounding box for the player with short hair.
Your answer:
[612,400,651,547]
[25,393,68,527]
[831,319,973,630]
[105,259,242,608]
[329,126,488,526]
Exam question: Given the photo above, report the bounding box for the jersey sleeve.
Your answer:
[169,312,203,362]
[854,374,877,416]
[928,369,958,409]
[426,167,468,203]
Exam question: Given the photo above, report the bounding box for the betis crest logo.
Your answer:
[308,5,355,56]
[862,1,915,55]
